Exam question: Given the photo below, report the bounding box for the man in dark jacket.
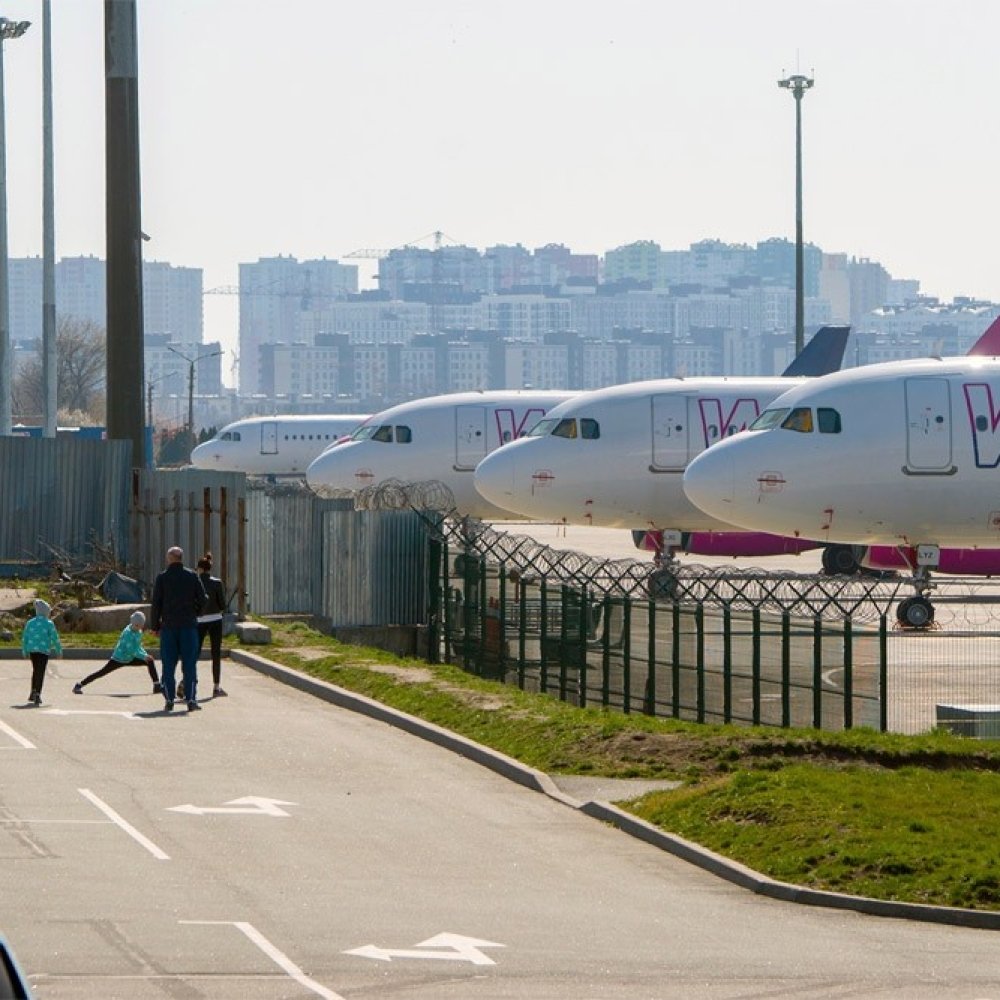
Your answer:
[151,546,207,712]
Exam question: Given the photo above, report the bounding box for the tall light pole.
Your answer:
[0,16,30,437]
[42,0,56,438]
[778,71,814,357]
[167,345,221,447]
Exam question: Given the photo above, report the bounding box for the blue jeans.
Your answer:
[159,626,199,703]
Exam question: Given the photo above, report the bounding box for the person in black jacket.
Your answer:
[195,552,228,698]
[150,546,207,712]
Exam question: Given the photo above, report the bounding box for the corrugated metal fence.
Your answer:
[0,437,131,566]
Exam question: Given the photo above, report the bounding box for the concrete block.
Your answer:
[936,703,1000,739]
[61,603,150,634]
[236,621,272,645]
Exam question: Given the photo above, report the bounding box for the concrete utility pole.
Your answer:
[0,16,31,437]
[42,0,56,437]
[778,71,814,357]
[105,0,145,465]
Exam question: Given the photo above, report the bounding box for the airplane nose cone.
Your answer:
[682,444,736,521]
[306,451,346,497]
[474,450,515,506]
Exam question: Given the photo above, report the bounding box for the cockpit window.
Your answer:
[781,407,814,433]
[527,418,558,438]
[818,408,841,434]
[749,408,789,431]
[351,425,378,441]
[580,418,600,440]
[371,425,394,443]
[220,432,232,441]
[395,425,412,443]
[551,418,578,439]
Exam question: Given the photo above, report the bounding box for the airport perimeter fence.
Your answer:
[428,517,1000,736]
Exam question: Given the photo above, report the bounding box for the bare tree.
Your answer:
[13,318,107,424]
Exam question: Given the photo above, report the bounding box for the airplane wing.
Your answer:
[966,314,1000,356]
[779,325,850,377]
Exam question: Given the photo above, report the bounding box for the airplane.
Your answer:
[190,414,368,475]
[681,352,1000,628]
[472,326,849,560]
[304,389,577,518]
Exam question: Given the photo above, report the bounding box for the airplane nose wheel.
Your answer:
[896,595,935,630]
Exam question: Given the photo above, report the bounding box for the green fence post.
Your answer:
[427,537,441,664]
[498,562,507,682]
[442,540,452,665]
[646,599,656,716]
[578,586,588,708]
[781,611,791,728]
[602,595,611,707]
[812,616,823,729]
[478,557,488,676]
[723,602,732,724]
[879,614,888,733]
[623,598,632,714]
[752,608,761,726]
[696,602,706,724]
[671,602,681,719]
[844,617,854,729]
[540,580,549,696]
[559,585,569,703]
[518,579,527,690]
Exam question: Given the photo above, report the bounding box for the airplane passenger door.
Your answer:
[260,421,278,455]
[651,395,691,470]
[904,378,953,472]
[455,406,488,470]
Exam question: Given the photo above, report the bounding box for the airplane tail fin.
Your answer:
[780,325,850,377]
[967,314,1000,356]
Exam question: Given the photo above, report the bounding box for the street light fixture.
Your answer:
[166,345,223,447]
[778,71,814,357]
[0,17,31,437]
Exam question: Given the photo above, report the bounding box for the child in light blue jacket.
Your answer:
[21,599,62,706]
[73,610,161,695]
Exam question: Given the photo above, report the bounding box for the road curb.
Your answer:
[231,649,1000,932]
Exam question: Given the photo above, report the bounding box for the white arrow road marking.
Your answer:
[345,932,504,965]
[181,921,344,1000]
[78,789,170,860]
[0,719,36,749]
[44,708,140,719]
[166,796,296,817]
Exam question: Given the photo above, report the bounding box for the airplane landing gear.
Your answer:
[895,563,936,630]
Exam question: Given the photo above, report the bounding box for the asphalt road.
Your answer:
[4,655,1000,998]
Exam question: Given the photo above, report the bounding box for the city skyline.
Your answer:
[1,0,998,382]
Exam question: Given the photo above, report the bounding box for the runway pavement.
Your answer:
[3,653,1000,998]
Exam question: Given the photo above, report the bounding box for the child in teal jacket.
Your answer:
[21,599,62,706]
[74,610,161,695]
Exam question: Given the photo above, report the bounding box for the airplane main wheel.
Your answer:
[648,567,678,601]
[896,596,935,630]
[822,544,860,576]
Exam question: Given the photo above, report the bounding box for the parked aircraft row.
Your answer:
[186,316,1000,628]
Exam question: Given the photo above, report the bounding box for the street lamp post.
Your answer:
[778,71,814,357]
[0,17,30,437]
[167,345,222,448]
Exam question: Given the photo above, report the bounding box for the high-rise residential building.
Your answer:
[755,237,822,296]
[238,255,358,393]
[143,260,203,339]
[603,240,664,285]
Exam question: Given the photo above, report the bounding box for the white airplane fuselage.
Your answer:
[473,377,809,532]
[190,415,367,475]
[682,356,1000,549]
[305,390,576,519]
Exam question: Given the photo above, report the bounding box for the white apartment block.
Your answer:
[580,342,619,389]
[503,343,571,389]
[446,344,493,392]
[399,346,439,398]
[327,301,429,344]
[269,344,341,397]
[480,295,571,342]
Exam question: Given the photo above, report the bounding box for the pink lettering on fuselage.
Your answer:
[697,397,761,450]
[963,383,1000,468]
[494,407,547,445]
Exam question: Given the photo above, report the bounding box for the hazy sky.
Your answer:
[2,0,999,379]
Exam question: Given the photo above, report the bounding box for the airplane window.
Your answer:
[750,408,790,431]
[818,408,842,434]
[396,426,412,443]
[781,407,814,433]
[501,431,512,443]
[371,425,394,443]
[220,432,232,441]
[976,415,989,432]
[351,426,379,441]
[233,432,240,442]
[551,418,578,439]
[527,419,558,437]
[581,418,600,440]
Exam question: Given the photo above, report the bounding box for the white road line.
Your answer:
[0,718,36,749]
[78,789,170,861]
[181,921,345,1000]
